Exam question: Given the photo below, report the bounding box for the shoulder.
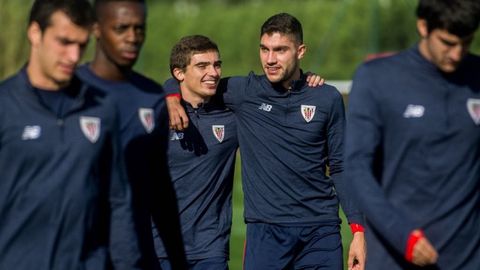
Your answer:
[130,71,164,95]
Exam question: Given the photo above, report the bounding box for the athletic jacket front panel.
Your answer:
[345,46,480,269]
[0,69,140,270]
[222,73,362,226]
[155,98,238,260]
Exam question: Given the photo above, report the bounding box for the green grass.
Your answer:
[228,154,353,270]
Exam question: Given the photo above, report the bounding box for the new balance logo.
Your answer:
[170,131,184,141]
[22,125,41,140]
[258,103,273,112]
[403,105,425,118]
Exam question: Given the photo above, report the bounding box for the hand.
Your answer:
[411,230,438,267]
[305,72,325,87]
[348,232,366,270]
[166,95,189,130]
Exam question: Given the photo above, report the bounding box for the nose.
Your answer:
[449,45,465,62]
[207,65,221,78]
[67,44,82,64]
[266,51,277,65]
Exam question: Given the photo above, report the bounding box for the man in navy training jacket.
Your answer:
[165,13,366,270]
[0,0,143,269]
[155,35,238,270]
[76,0,187,269]
[345,0,480,269]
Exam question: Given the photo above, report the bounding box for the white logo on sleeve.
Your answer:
[301,105,316,122]
[403,105,425,118]
[139,108,155,133]
[22,125,41,140]
[258,103,273,112]
[80,116,101,143]
[467,99,480,125]
[212,125,225,143]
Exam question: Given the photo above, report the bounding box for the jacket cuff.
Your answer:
[405,230,425,262]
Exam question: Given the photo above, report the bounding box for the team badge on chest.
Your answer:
[139,108,155,133]
[301,105,316,123]
[467,99,480,125]
[212,125,225,143]
[80,116,101,143]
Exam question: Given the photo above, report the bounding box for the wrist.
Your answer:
[405,229,425,262]
[166,93,181,99]
[350,223,365,234]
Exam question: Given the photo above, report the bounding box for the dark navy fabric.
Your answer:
[244,223,342,270]
[164,74,362,223]
[77,64,182,270]
[219,73,362,226]
[159,256,229,270]
[154,96,238,261]
[0,68,141,270]
[345,45,480,270]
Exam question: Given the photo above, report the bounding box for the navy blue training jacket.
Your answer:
[77,65,186,269]
[345,46,480,269]
[154,96,238,260]
[0,68,141,270]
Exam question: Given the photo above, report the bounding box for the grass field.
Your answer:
[227,155,353,270]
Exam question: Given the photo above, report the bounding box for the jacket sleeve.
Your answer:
[344,64,417,255]
[326,89,363,226]
[108,106,144,270]
[149,97,188,270]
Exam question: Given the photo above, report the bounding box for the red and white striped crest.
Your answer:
[80,116,101,143]
[139,108,155,133]
[212,125,225,143]
[467,99,480,125]
[301,105,316,123]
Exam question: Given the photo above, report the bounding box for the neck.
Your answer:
[281,68,301,90]
[180,87,210,108]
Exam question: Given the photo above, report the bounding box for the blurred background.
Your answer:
[1,0,479,269]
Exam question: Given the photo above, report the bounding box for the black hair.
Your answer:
[260,13,303,44]
[170,35,220,76]
[28,0,94,31]
[416,0,480,37]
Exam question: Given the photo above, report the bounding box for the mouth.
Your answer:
[265,66,281,74]
[121,50,139,60]
[201,79,219,89]
[59,64,75,75]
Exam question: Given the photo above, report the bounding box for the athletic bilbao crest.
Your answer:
[212,125,225,143]
[80,116,101,143]
[139,108,155,133]
[467,99,480,125]
[301,105,316,123]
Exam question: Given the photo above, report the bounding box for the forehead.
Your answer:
[44,11,90,40]
[260,32,297,47]
[189,50,220,64]
[98,1,146,23]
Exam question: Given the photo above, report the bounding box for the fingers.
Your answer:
[412,236,438,266]
[348,232,366,270]
[166,96,189,130]
[305,73,325,87]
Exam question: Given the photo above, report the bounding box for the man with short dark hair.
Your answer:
[156,34,238,270]
[0,0,142,269]
[76,0,187,269]
[166,13,366,270]
[345,0,480,268]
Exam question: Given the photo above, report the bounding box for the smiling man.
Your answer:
[345,0,480,269]
[76,0,186,269]
[155,35,238,270]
